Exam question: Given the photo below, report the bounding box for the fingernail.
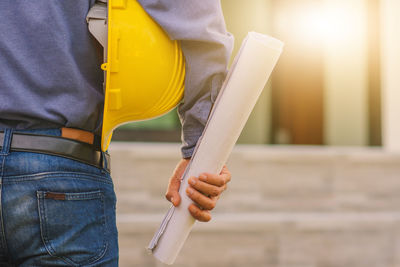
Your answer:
[189,178,196,185]
[171,197,174,203]
[187,187,194,195]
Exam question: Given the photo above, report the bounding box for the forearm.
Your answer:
[137,0,234,158]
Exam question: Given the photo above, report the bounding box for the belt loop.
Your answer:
[0,129,14,155]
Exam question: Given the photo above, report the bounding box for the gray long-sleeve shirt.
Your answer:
[0,0,233,158]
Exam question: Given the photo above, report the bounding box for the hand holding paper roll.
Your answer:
[165,158,231,222]
[148,32,284,264]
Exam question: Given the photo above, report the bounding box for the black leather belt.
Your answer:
[0,131,110,172]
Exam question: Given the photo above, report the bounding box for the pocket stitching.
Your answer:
[7,171,112,185]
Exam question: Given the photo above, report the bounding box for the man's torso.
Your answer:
[0,0,104,133]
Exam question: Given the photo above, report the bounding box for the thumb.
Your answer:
[165,175,182,207]
[165,158,190,207]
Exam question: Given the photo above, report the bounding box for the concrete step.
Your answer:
[117,212,400,267]
[109,143,400,213]
[108,143,400,267]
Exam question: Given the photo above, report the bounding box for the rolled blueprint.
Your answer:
[148,32,284,264]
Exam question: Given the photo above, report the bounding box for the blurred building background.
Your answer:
[110,0,400,266]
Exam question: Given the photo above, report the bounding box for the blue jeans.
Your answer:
[0,129,118,266]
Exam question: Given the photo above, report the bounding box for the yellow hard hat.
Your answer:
[87,0,185,151]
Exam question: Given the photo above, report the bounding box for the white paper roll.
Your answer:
[148,32,284,265]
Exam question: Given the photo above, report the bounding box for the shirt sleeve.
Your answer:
[137,0,234,158]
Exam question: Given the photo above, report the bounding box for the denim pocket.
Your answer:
[37,190,108,266]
